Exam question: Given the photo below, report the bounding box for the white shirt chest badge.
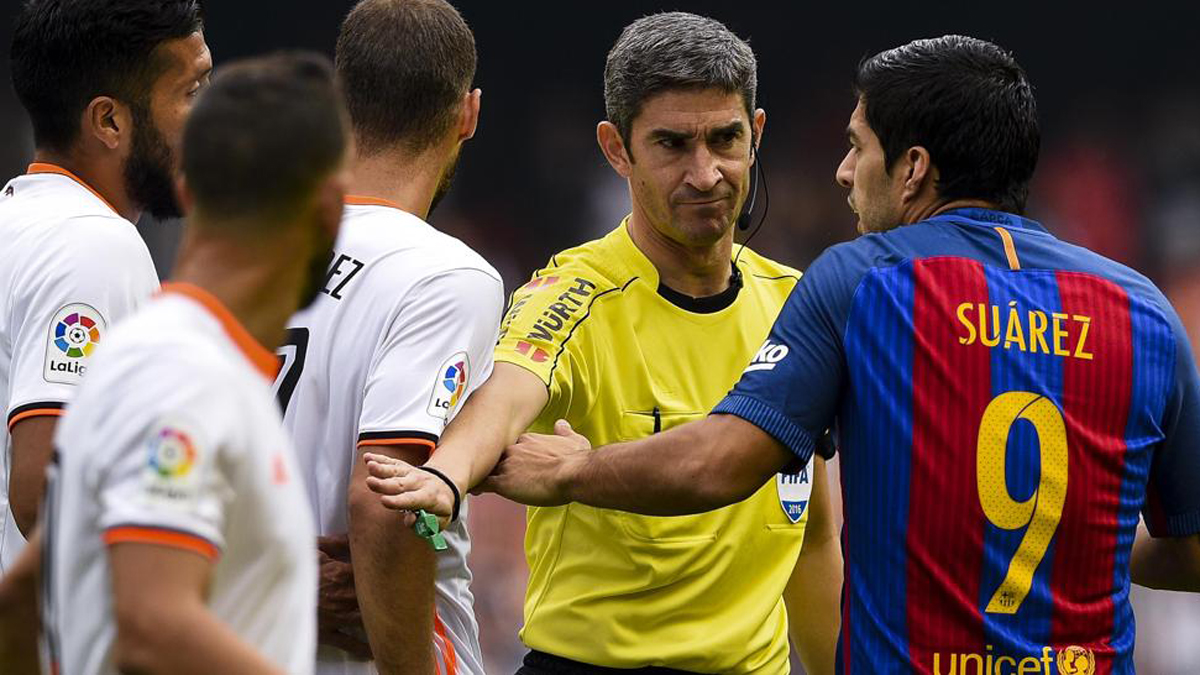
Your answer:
[777,455,815,524]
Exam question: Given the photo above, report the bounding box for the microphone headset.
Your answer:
[731,141,769,288]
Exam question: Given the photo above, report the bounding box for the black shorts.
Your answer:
[515,650,702,675]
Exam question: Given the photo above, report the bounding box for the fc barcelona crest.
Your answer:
[777,456,815,523]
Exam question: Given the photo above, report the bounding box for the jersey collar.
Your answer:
[344,195,406,210]
[613,216,743,314]
[160,282,280,381]
[26,162,120,216]
[931,207,1049,235]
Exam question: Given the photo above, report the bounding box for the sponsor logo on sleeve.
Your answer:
[427,352,470,422]
[141,423,202,504]
[777,455,814,523]
[43,303,106,384]
[744,339,789,373]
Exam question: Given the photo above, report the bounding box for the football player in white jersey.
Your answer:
[29,53,349,674]
[0,0,211,570]
[278,1,497,673]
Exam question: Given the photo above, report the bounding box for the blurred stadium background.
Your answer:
[3,1,1199,672]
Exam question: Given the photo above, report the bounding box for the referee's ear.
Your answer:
[597,121,632,178]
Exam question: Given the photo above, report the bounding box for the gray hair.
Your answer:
[603,12,758,145]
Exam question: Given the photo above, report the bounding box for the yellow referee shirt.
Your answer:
[495,220,816,673]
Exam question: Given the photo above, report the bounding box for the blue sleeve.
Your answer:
[1144,306,1200,537]
[713,243,863,463]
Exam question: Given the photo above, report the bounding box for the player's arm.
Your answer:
[108,543,283,674]
[1131,527,1200,592]
[8,225,157,536]
[474,413,791,514]
[347,267,510,670]
[0,526,42,672]
[7,416,58,536]
[362,363,548,517]
[347,441,437,674]
[784,456,841,675]
[1131,297,1200,593]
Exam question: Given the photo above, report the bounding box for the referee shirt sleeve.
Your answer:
[356,267,504,449]
[713,243,863,464]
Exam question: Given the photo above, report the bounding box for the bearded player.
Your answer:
[1,0,210,570]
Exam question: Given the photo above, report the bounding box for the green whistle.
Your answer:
[413,509,448,551]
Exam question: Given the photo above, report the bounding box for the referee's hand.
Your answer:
[478,419,591,506]
[363,455,456,525]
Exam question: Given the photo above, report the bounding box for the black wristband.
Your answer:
[416,465,461,523]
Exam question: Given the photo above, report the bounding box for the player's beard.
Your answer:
[426,148,461,219]
[298,233,336,311]
[124,103,182,220]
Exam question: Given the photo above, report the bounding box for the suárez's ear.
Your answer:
[596,121,632,179]
[85,96,129,151]
[903,145,933,201]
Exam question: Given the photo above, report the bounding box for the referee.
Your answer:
[364,12,840,675]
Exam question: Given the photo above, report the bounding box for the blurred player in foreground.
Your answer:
[365,12,841,674]
[0,0,209,572]
[402,35,1200,673]
[4,52,349,674]
[276,0,497,672]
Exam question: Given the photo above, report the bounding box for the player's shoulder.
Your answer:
[340,204,501,284]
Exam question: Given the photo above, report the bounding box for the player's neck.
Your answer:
[32,148,142,223]
[170,225,309,353]
[348,145,448,221]
[627,209,734,298]
[908,197,1001,224]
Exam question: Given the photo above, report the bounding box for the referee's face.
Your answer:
[615,88,763,248]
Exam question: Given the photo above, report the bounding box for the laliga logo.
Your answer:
[441,361,467,409]
[148,428,197,479]
[428,352,470,420]
[55,311,101,358]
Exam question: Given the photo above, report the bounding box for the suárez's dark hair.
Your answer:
[182,53,348,222]
[604,12,757,146]
[336,0,476,154]
[10,0,204,153]
[854,35,1040,214]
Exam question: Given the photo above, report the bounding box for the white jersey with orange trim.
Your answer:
[44,284,316,675]
[0,163,159,571]
[278,198,501,675]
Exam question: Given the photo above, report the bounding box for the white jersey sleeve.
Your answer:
[357,267,503,450]
[87,356,234,558]
[6,216,158,427]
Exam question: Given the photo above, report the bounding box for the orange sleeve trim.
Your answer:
[434,612,459,675]
[7,408,64,431]
[104,526,220,561]
[994,226,1021,271]
[356,437,436,453]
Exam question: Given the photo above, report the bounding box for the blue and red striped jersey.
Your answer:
[714,208,1200,674]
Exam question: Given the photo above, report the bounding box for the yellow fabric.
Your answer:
[495,221,811,673]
